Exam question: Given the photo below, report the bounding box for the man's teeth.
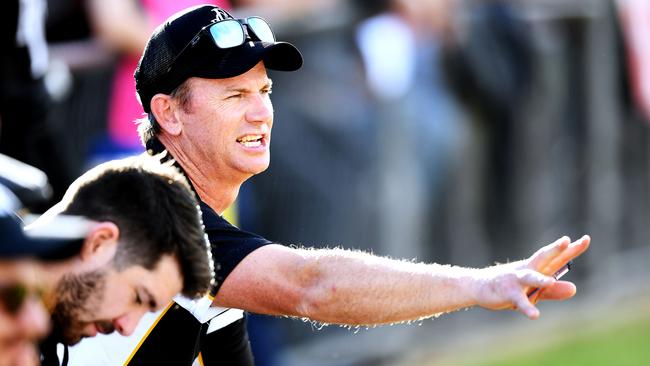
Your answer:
[241,140,261,147]
[238,135,263,147]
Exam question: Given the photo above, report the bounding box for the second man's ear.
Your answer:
[80,222,120,266]
[150,93,182,136]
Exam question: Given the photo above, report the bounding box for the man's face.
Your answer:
[0,261,49,366]
[173,62,274,183]
[51,254,182,345]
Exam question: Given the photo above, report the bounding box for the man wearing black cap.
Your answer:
[0,183,75,366]
[68,5,591,366]
[1,155,215,366]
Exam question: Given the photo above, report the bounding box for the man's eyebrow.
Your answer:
[225,80,273,93]
[225,86,247,93]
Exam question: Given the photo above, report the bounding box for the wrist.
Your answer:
[438,265,483,309]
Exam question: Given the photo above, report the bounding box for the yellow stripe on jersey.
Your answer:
[122,301,175,366]
[222,203,238,226]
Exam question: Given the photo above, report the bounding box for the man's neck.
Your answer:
[192,178,241,215]
[162,148,245,216]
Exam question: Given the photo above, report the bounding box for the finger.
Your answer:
[518,270,556,288]
[528,236,571,271]
[520,270,554,303]
[512,291,540,319]
[537,281,577,301]
[542,235,591,274]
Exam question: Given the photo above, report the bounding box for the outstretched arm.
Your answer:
[213,236,590,324]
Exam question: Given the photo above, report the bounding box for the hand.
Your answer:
[473,235,591,319]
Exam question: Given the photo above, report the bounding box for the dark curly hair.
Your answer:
[56,155,214,298]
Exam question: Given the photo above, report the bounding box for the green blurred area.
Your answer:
[463,311,650,366]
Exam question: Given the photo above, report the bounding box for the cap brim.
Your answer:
[193,41,303,80]
[0,214,90,261]
[0,153,51,208]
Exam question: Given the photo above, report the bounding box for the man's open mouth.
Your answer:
[237,135,264,148]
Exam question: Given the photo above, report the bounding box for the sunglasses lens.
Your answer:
[0,285,27,315]
[247,17,275,43]
[210,20,245,48]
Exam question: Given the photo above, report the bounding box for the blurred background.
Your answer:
[2,0,650,365]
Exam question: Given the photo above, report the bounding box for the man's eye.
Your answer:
[262,88,272,95]
[227,93,241,99]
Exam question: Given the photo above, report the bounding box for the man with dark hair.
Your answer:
[68,5,590,366]
[21,155,215,365]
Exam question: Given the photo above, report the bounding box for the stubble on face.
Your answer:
[50,270,109,345]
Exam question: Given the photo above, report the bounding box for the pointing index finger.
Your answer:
[528,236,570,271]
[543,235,590,275]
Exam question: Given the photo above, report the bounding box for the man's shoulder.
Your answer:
[198,200,271,243]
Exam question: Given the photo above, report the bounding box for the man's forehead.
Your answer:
[189,74,272,91]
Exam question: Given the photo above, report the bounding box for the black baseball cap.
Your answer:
[0,185,89,261]
[135,4,303,113]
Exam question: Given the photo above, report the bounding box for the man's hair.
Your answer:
[55,155,214,298]
[137,80,192,155]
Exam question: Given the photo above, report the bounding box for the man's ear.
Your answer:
[150,93,182,136]
[80,222,120,266]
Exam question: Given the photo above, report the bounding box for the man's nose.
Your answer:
[246,94,273,123]
[17,298,50,340]
[113,309,147,336]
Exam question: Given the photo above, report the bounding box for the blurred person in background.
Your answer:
[0,181,83,366]
[354,0,467,262]
[1,155,92,366]
[617,0,650,122]
[0,0,74,210]
[0,259,49,366]
[64,6,590,366]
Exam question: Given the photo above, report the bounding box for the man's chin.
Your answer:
[250,160,270,175]
[54,326,88,346]
[60,334,84,346]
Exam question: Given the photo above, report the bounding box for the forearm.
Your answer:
[294,248,482,325]
[216,245,483,325]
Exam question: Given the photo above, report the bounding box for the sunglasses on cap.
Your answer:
[0,283,44,315]
[168,16,276,73]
